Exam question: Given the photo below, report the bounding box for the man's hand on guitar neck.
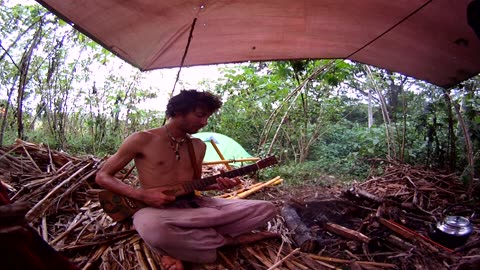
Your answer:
[139,186,176,208]
[209,176,241,191]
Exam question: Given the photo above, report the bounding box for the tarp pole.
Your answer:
[210,139,232,170]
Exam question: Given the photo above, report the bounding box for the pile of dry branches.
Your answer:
[1,140,478,269]
[0,140,284,269]
[276,159,480,270]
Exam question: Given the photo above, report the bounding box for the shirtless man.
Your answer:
[95,90,276,270]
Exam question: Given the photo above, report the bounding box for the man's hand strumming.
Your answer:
[140,187,176,208]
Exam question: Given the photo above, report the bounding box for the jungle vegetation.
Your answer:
[1,1,479,193]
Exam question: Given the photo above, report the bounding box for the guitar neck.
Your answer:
[181,163,260,193]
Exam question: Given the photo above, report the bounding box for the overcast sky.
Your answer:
[6,0,227,112]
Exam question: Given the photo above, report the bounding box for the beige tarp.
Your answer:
[35,0,480,88]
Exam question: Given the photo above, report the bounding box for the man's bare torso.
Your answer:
[133,129,205,189]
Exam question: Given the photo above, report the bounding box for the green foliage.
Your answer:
[307,122,383,178]
[1,2,479,190]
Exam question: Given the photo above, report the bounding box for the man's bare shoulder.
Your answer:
[190,136,204,143]
[190,137,206,147]
[122,131,158,147]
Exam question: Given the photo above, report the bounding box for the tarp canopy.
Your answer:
[34,0,480,88]
[192,132,253,163]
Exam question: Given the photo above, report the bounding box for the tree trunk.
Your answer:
[365,66,397,159]
[0,81,17,146]
[447,92,474,198]
[16,21,43,140]
[442,90,456,172]
[368,89,373,128]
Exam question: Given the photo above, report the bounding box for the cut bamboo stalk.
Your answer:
[289,259,310,270]
[218,251,236,270]
[309,254,397,268]
[215,182,264,198]
[266,247,300,270]
[46,143,57,172]
[50,216,87,245]
[233,176,282,199]
[303,254,338,269]
[82,244,109,270]
[202,157,261,165]
[246,246,274,268]
[266,247,279,266]
[41,215,48,242]
[134,241,149,270]
[209,139,232,171]
[314,259,338,269]
[222,177,283,198]
[142,242,158,270]
[386,234,416,250]
[283,259,301,270]
[57,231,135,252]
[274,240,287,264]
[59,168,99,202]
[378,218,448,253]
[325,222,371,243]
[0,149,32,171]
[22,145,43,172]
[0,144,22,162]
[26,162,91,221]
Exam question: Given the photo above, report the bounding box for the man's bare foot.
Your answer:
[161,255,184,270]
[224,231,280,246]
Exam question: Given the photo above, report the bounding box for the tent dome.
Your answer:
[192,132,252,163]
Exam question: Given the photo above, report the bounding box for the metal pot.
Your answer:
[429,216,473,249]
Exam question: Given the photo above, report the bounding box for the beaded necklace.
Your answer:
[165,126,187,160]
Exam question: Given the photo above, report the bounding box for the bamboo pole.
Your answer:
[26,162,91,221]
[142,242,158,270]
[134,241,149,270]
[209,139,232,170]
[233,176,282,199]
[215,182,264,198]
[218,251,237,270]
[22,145,43,172]
[82,245,109,270]
[41,215,48,242]
[324,222,371,243]
[266,248,300,270]
[50,216,87,245]
[246,246,274,268]
[202,157,260,165]
[309,254,397,268]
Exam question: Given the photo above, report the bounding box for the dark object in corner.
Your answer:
[0,182,79,270]
[467,0,480,39]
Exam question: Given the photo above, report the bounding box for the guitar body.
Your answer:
[99,156,278,222]
[98,183,189,222]
[99,190,147,222]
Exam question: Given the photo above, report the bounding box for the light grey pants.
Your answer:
[133,196,276,263]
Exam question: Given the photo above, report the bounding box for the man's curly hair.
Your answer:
[165,89,222,118]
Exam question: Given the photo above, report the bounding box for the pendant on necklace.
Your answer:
[174,142,181,160]
[165,126,186,161]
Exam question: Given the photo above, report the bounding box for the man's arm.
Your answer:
[95,133,144,199]
[193,139,241,191]
[95,133,175,207]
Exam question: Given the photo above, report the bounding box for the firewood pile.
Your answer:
[1,140,479,270]
[277,159,480,270]
[0,139,284,269]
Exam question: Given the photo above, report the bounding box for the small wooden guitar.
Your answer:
[99,156,278,222]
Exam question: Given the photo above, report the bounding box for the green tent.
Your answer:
[192,132,253,163]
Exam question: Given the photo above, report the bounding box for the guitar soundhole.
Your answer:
[100,195,122,214]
